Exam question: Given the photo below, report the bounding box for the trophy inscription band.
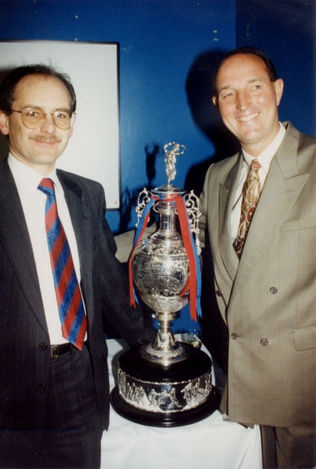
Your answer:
[118,370,212,413]
[116,342,213,412]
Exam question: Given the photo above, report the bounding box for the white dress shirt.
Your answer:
[8,154,85,344]
[231,123,286,242]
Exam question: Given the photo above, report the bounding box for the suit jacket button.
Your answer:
[260,338,269,346]
[215,289,223,297]
[269,286,278,294]
[36,384,47,394]
[231,332,239,340]
[39,342,48,351]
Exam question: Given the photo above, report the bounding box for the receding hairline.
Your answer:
[14,73,72,96]
[0,63,77,115]
[213,50,277,96]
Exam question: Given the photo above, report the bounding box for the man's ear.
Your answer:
[212,96,218,107]
[274,78,284,106]
[0,111,9,136]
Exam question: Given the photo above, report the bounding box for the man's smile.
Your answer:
[237,112,259,122]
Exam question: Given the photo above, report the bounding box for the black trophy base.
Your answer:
[110,343,221,427]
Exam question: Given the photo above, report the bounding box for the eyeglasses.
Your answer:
[10,107,76,130]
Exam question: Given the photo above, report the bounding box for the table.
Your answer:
[101,339,262,469]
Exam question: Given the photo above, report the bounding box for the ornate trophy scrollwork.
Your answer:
[111,143,220,427]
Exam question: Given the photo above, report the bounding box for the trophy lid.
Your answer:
[152,183,185,196]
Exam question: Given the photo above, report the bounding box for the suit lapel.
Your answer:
[218,154,243,281]
[238,123,309,268]
[0,163,97,334]
[57,171,95,323]
[0,161,48,335]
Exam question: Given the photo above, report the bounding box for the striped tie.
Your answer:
[38,178,87,350]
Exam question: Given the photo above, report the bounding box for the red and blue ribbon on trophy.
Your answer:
[128,191,202,322]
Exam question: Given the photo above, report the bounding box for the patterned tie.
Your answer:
[38,178,87,350]
[233,159,262,257]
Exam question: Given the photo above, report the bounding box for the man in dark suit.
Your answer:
[0,64,154,468]
[200,47,316,468]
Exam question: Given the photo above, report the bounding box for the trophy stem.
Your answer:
[140,311,189,366]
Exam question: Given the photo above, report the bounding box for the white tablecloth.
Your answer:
[101,339,262,469]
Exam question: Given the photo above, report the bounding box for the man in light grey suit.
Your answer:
[200,47,316,468]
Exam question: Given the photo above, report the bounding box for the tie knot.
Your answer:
[38,178,55,197]
[250,159,261,170]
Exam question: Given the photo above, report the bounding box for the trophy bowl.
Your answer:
[110,143,220,426]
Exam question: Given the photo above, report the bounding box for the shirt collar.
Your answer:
[242,123,286,172]
[8,153,58,192]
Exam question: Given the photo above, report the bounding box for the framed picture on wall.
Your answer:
[0,40,120,209]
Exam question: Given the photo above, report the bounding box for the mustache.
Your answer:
[30,135,61,143]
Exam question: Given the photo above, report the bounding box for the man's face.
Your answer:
[213,53,284,156]
[0,74,73,175]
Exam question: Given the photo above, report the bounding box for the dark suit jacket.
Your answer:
[0,159,154,430]
[200,123,316,427]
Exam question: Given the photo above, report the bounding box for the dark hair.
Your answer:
[0,64,77,115]
[213,47,278,95]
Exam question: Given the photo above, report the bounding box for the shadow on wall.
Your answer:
[184,50,234,359]
[184,49,240,196]
[119,143,160,233]
[119,49,241,231]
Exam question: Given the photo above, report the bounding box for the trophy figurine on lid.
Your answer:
[111,142,220,427]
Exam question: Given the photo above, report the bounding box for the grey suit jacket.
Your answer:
[0,159,154,430]
[200,122,316,427]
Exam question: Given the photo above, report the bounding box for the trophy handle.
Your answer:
[183,190,201,256]
[135,188,152,226]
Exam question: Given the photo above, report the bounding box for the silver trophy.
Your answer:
[111,143,220,426]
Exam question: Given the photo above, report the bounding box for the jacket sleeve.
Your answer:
[93,184,156,346]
